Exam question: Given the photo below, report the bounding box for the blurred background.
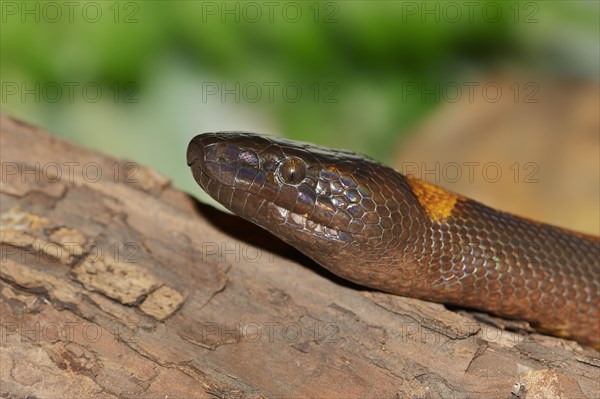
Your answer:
[2,0,598,234]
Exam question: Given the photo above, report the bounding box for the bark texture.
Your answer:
[1,114,598,398]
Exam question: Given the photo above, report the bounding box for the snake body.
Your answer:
[187,132,600,347]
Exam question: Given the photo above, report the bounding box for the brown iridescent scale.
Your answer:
[187,132,600,348]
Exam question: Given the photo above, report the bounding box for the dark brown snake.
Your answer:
[187,132,600,348]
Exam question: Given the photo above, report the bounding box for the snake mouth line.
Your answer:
[271,203,352,242]
[197,168,352,242]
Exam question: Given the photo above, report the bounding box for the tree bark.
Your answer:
[1,113,598,398]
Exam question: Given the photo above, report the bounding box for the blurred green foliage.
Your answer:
[1,0,598,195]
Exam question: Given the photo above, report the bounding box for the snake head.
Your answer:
[187,132,423,274]
[187,132,426,288]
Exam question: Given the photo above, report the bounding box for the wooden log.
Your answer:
[1,114,598,398]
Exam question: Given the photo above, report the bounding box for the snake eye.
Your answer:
[278,157,307,185]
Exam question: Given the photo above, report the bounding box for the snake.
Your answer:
[187,132,600,348]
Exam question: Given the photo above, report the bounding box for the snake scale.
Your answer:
[187,132,600,348]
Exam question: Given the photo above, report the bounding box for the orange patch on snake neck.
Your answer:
[406,177,463,222]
